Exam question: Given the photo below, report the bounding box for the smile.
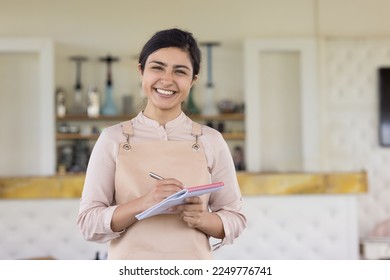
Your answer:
[156,88,176,95]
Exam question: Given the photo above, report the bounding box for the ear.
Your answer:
[191,75,198,86]
[137,63,143,79]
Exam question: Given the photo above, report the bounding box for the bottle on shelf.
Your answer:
[87,86,100,118]
[56,87,67,117]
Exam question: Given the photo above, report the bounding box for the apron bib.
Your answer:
[107,120,213,259]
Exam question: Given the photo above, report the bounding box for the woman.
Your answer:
[77,28,246,259]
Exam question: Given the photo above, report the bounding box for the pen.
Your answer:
[149,172,164,180]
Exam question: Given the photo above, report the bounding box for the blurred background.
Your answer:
[1,0,390,260]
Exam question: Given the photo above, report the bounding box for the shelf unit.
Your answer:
[55,113,245,173]
[56,113,245,141]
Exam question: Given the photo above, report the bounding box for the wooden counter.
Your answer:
[0,175,85,199]
[238,171,367,195]
[0,171,367,199]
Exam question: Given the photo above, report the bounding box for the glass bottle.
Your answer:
[87,86,100,118]
[56,87,67,117]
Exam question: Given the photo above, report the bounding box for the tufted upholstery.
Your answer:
[213,195,359,259]
[0,199,107,260]
[322,38,390,237]
[0,195,359,260]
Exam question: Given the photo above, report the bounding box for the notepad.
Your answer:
[135,182,224,220]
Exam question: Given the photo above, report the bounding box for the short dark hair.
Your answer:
[138,28,201,79]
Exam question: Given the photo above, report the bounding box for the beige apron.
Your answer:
[107,119,213,259]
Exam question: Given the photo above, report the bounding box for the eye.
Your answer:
[175,69,189,75]
[151,65,163,71]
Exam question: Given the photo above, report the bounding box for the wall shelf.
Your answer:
[56,133,99,140]
[56,112,246,173]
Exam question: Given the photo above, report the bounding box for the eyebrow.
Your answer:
[149,60,191,71]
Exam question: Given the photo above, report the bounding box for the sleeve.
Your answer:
[76,128,123,243]
[203,130,247,248]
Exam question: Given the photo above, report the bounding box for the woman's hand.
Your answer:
[174,196,226,239]
[141,178,184,210]
[177,196,205,228]
[111,178,183,232]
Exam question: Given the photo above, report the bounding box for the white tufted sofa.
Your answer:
[213,195,359,259]
[0,194,359,260]
[0,199,107,260]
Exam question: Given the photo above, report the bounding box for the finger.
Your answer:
[155,182,183,193]
[182,204,203,213]
[184,196,202,204]
[156,178,184,188]
[174,198,203,212]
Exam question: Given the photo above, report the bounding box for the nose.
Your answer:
[160,71,174,85]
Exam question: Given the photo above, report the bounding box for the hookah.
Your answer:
[69,56,88,115]
[200,42,220,116]
[100,54,119,115]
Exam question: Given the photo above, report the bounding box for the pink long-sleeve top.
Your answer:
[77,111,247,248]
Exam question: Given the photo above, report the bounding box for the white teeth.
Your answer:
[156,88,175,95]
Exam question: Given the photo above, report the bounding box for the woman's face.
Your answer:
[139,47,197,119]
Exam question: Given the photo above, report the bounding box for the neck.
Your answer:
[143,106,182,126]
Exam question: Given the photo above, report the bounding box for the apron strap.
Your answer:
[191,122,203,151]
[191,122,203,137]
[121,120,134,150]
[121,120,134,136]
[120,119,203,151]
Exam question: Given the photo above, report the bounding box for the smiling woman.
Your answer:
[140,47,196,122]
[76,28,246,260]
